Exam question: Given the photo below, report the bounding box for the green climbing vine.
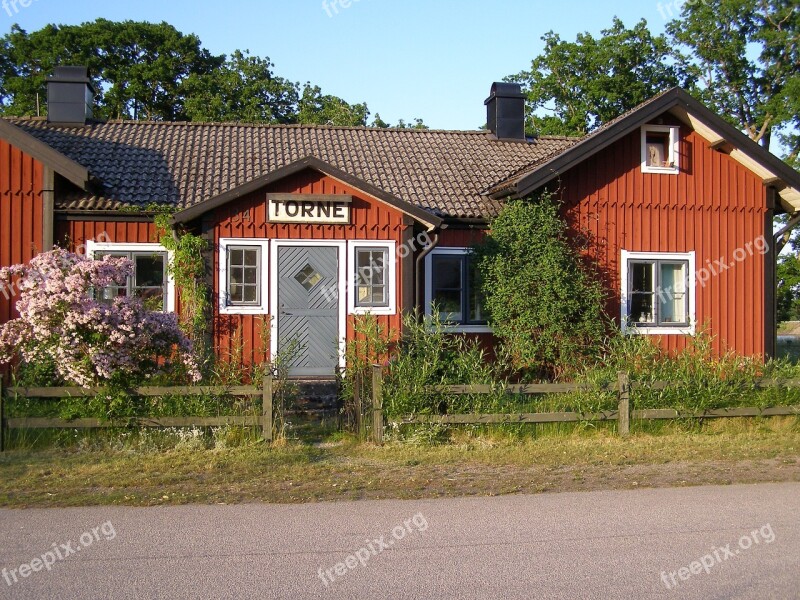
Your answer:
[154,209,210,366]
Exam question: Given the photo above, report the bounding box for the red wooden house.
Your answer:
[2,67,799,376]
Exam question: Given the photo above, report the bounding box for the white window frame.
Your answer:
[424,247,491,333]
[86,241,176,313]
[621,250,695,335]
[641,125,680,174]
[347,240,397,316]
[219,238,269,315]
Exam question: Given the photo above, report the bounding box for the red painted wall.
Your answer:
[0,139,43,323]
[557,122,768,357]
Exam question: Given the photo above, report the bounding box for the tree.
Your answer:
[297,84,369,126]
[0,20,374,125]
[510,17,684,136]
[182,50,298,123]
[777,253,800,321]
[370,113,429,129]
[0,249,199,386]
[0,20,222,120]
[471,193,607,379]
[667,0,799,152]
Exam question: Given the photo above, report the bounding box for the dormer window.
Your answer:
[641,125,680,174]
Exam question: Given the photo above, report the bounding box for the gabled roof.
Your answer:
[0,118,91,190]
[489,88,800,213]
[2,117,576,220]
[173,156,443,230]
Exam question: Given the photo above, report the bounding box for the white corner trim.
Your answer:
[620,249,696,336]
[218,238,270,315]
[424,247,493,334]
[641,125,680,175]
[86,240,176,313]
[269,240,347,370]
[347,240,397,316]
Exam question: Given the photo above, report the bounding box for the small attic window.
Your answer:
[641,125,680,174]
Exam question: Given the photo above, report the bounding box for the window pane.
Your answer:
[660,263,685,295]
[230,249,244,267]
[468,260,486,323]
[433,289,462,322]
[646,133,669,167]
[631,263,654,292]
[630,294,654,324]
[135,255,165,288]
[243,249,258,267]
[136,288,165,311]
[433,257,462,289]
[371,285,386,305]
[243,285,257,304]
[243,267,257,285]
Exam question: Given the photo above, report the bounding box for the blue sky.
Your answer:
[2,0,684,129]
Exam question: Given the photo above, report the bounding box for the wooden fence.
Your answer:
[0,377,274,451]
[368,367,800,444]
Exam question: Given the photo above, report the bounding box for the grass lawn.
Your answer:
[0,418,798,508]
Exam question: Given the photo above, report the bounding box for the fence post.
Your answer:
[371,364,383,445]
[262,375,273,443]
[0,379,4,452]
[617,371,630,437]
[354,373,363,441]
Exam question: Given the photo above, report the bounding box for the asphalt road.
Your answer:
[0,483,797,599]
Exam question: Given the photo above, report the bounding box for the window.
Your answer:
[219,239,269,314]
[641,125,680,174]
[355,247,389,308]
[425,249,488,330]
[87,242,173,312]
[227,246,261,305]
[347,241,396,315]
[621,251,695,334]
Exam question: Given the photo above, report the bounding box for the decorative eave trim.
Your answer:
[498,88,800,213]
[172,155,443,230]
[0,118,92,190]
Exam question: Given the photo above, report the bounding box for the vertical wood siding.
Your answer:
[0,139,43,323]
[557,123,768,357]
[213,169,411,369]
[55,220,158,251]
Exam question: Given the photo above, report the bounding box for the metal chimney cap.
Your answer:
[47,66,95,92]
[485,82,525,105]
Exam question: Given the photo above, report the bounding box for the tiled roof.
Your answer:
[5,118,577,219]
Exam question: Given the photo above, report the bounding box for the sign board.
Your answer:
[267,194,351,225]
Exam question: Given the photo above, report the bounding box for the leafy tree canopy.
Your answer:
[0,19,372,125]
[510,17,684,136]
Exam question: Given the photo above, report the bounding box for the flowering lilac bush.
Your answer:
[0,248,201,387]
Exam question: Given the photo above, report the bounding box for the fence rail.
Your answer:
[0,378,274,451]
[367,367,800,444]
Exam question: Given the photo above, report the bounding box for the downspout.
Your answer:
[415,228,440,313]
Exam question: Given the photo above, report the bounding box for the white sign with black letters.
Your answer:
[268,194,351,224]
